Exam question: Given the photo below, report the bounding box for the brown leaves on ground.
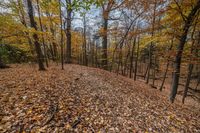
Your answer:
[0,64,199,132]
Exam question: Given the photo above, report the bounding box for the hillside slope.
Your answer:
[0,64,199,132]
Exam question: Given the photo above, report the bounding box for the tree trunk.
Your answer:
[123,46,130,76]
[36,0,48,67]
[169,1,200,103]
[147,0,157,84]
[102,11,108,70]
[146,44,152,84]
[65,0,72,63]
[26,0,45,71]
[182,64,193,103]
[152,55,157,87]
[59,0,64,70]
[160,40,173,91]
[134,37,140,81]
[182,21,198,103]
[129,37,136,78]
[83,13,88,66]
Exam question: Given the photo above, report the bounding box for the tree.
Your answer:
[36,0,49,67]
[82,13,88,66]
[26,0,45,70]
[169,0,200,103]
[59,0,64,70]
[101,0,125,70]
[65,0,72,63]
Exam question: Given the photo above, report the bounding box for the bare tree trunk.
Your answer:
[124,49,130,76]
[27,0,45,71]
[182,21,198,103]
[146,0,157,84]
[152,56,156,87]
[160,62,170,91]
[129,37,136,78]
[146,44,152,84]
[36,0,48,67]
[182,64,193,103]
[83,13,88,66]
[134,37,140,81]
[45,11,58,61]
[144,64,149,80]
[102,12,108,70]
[170,1,200,103]
[59,0,64,70]
[117,47,123,75]
[65,0,72,63]
[160,40,174,91]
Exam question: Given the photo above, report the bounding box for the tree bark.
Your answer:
[27,0,45,71]
[65,0,72,63]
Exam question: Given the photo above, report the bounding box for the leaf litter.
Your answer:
[0,64,199,132]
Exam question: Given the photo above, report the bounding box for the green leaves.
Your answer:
[65,0,105,11]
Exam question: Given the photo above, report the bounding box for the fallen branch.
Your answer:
[71,117,81,129]
[42,103,58,126]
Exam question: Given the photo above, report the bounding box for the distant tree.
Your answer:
[36,0,49,67]
[59,0,64,70]
[101,0,125,70]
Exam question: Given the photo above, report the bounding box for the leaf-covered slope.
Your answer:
[0,64,199,132]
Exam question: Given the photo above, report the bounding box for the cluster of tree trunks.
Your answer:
[2,0,199,104]
[169,0,200,103]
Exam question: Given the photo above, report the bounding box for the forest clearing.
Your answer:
[0,0,200,132]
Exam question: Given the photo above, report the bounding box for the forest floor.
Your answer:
[0,64,200,133]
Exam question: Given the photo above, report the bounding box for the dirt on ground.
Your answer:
[0,64,199,132]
